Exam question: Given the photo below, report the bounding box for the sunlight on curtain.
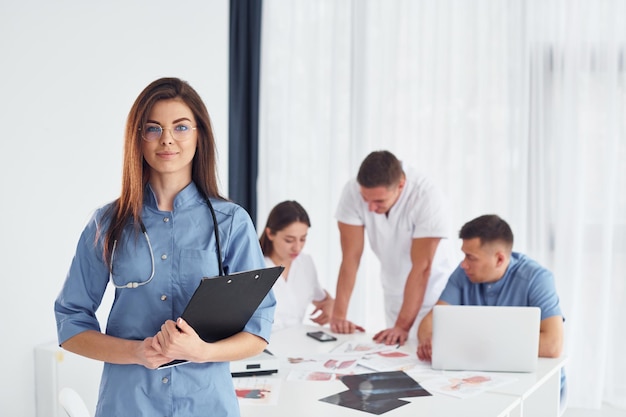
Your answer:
[258,0,626,408]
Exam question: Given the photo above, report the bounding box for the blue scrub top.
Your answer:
[55,183,275,417]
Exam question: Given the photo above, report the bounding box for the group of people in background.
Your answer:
[263,149,565,411]
[54,77,565,417]
[265,151,563,361]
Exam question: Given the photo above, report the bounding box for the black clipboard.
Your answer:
[159,265,283,368]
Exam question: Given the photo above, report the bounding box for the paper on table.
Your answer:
[419,372,517,399]
[287,353,360,373]
[330,340,397,355]
[358,350,428,372]
[234,377,282,406]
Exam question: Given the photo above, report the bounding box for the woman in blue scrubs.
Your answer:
[54,77,275,416]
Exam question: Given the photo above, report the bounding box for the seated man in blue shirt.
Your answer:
[416,214,566,410]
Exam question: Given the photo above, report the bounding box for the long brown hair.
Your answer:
[101,77,224,265]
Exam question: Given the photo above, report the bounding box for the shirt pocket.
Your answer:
[178,249,218,299]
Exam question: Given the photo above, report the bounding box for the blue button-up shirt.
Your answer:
[439,252,562,320]
[55,183,275,417]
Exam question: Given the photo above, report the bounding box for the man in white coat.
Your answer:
[330,150,458,346]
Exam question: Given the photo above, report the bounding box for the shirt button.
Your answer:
[163,217,169,223]
[161,254,168,260]
[160,295,167,301]
[162,377,168,384]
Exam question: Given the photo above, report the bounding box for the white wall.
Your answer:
[0,1,229,415]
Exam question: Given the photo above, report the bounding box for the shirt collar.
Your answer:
[483,252,520,291]
[144,182,202,211]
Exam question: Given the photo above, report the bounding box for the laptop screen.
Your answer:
[431,305,540,373]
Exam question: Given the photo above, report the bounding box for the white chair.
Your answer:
[58,387,91,417]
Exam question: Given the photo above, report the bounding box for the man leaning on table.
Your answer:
[416,214,567,412]
[330,150,458,346]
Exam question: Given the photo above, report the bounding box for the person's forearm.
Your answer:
[417,310,434,344]
[198,332,267,362]
[312,290,333,307]
[334,223,364,321]
[333,262,358,319]
[539,331,563,358]
[538,316,564,358]
[395,267,429,330]
[539,335,562,358]
[61,330,143,365]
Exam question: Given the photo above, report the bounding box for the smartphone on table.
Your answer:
[306,331,338,342]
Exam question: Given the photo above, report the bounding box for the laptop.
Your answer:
[159,265,284,368]
[431,305,540,373]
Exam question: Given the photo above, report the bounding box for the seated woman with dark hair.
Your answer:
[260,201,334,331]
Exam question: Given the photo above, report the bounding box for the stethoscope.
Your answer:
[109,198,225,289]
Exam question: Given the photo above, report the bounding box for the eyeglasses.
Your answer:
[140,122,197,142]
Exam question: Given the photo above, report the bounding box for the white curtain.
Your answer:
[258,0,626,409]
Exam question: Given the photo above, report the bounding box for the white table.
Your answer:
[238,324,566,417]
[488,356,567,417]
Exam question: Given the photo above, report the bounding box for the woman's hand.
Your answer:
[152,318,207,363]
[136,337,175,369]
[310,292,335,325]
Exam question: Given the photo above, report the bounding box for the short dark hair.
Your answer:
[259,201,311,256]
[459,214,514,248]
[356,150,404,188]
